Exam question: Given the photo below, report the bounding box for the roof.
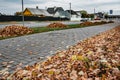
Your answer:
[26,8,51,16]
[66,10,78,15]
[47,7,64,14]
[55,11,70,18]
[75,11,81,16]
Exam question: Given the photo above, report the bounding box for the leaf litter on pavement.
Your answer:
[0,25,120,80]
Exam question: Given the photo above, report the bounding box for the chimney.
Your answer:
[36,6,38,9]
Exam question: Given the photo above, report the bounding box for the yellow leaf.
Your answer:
[77,55,84,61]
[32,71,37,77]
[86,51,93,55]
[48,70,54,75]
[71,55,77,60]
[102,74,107,80]
[35,64,41,70]
[58,53,64,57]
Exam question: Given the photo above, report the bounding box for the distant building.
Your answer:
[107,10,120,19]
[94,12,104,20]
[23,7,51,17]
[66,10,81,21]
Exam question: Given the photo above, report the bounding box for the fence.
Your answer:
[0,15,69,22]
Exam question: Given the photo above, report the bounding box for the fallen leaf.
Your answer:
[70,70,78,80]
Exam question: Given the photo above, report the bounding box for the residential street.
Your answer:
[0,21,81,28]
[0,22,120,74]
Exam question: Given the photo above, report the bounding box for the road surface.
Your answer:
[0,21,81,28]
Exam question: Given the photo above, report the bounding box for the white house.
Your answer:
[66,10,81,21]
[54,11,70,18]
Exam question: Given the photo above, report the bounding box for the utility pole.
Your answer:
[94,8,95,19]
[22,0,24,26]
[69,3,71,21]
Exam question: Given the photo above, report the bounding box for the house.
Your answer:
[47,7,64,16]
[23,7,51,17]
[94,12,104,20]
[54,11,70,18]
[47,6,70,19]
[66,10,81,21]
[75,11,82,16]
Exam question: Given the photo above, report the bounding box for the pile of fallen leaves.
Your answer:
[80,21,94,26]
[0,25,33,38]
[47,22,68,28]
[108,21,114,23]
[1,26,120,80]
[80,21,110,26]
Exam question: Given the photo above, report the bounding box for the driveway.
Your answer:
[0,22,120,74]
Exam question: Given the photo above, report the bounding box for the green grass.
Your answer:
[0,22,110,40]
[31,24,85,34]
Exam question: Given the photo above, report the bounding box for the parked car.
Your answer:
[80,18,88,22]
[94,18,101,20]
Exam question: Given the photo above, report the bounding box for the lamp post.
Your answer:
[21,0,24,26]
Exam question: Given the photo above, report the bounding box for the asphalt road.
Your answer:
[0,21,81,28]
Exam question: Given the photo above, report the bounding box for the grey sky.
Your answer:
[0,0,120,15]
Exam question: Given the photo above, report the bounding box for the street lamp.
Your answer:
[21,0,24,26]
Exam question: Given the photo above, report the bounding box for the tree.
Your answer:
[14,12,22,16]
[79,10,88,18]
[89,14,94,19]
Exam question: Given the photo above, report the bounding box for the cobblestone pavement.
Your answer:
[0,23,120,73]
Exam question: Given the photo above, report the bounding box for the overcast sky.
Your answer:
[0,0,120,15]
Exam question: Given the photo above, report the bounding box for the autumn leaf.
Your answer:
[70,70,78,80]
[71,55,77,60]
[77,55,84,61]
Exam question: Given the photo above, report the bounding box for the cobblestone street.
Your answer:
[0,23,120,73]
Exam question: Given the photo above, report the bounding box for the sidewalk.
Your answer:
[0,23,119,73]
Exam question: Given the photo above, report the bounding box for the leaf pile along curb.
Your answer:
[0,25,33,38]
[1,25,120,80]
